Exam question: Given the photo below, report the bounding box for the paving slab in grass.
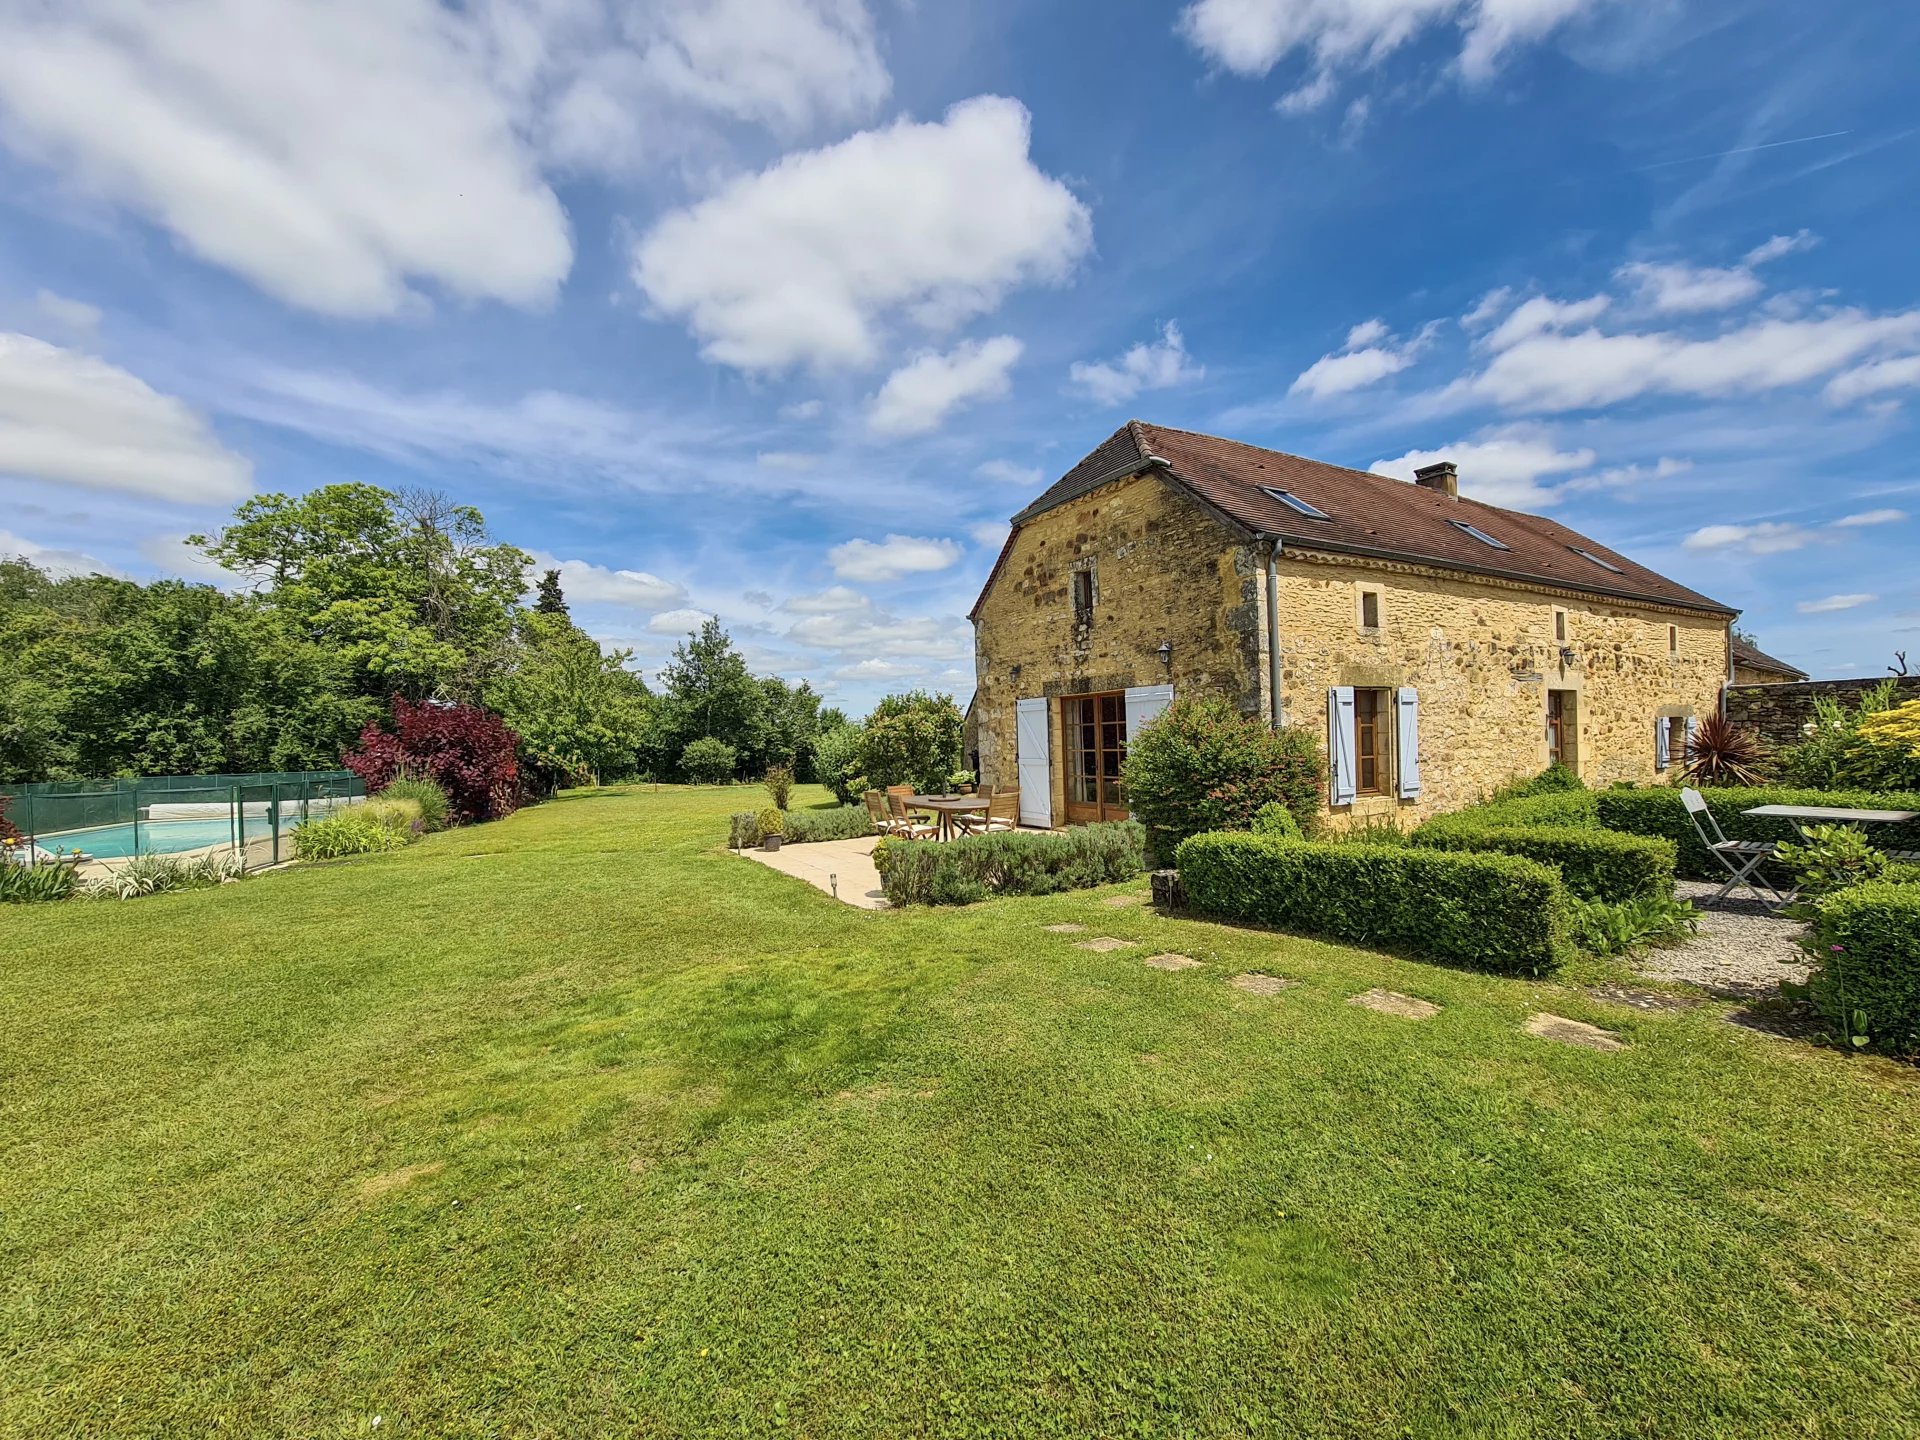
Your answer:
[1231,972,1299,996]
[1042,923,1087,934]
[1348,988,1440,1020]
[1143,952,1202,971]
[1584,984,1701,1014]
[1075,937,1139,953]
[1524,1013,1626,1051]
[1103,894,1143,908]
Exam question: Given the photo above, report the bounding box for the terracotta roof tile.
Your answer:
[999,421,1735,617]
[1731,636,1808,680]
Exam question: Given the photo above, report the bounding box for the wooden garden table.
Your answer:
[907,794,988,842]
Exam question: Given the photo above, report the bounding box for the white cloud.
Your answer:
[1745,230,1818,266]
[0,527,117,577]
[646,607,717,635]
[1797,594,1876,614]
[756,450,823,471]
[976,458,1044,487]
[789,609,969,661]
[784,585,870,614]
[1825,353,1920,406]
[970,520,1011,548]
[529,551,686,609]
[1681,522,1813,556]
[633,96,1090,372]
[1460,308,1920,413]
[0,1,891,317]
[32,290,102,334]
[1560,456,1691,493]
[139,533,240,587]
[1482,294,1610,351]
[1178,0,1618,104]
[827,532,961,582]
[1291,320,1435,399]
[1616,261,1763,315]
[779,398,824,420]
[867,336,1022,436]
[1831,508,1907,528]
[1460,286,1513,330]
[1369,426,1595,508]
[0,332,252,503]
[1068,322,1205,406]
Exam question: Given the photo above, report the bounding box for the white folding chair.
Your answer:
[1680,787,1791,910]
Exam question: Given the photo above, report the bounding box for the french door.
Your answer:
[1063,692,1127,824]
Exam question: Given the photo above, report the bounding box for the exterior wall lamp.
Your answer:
[1155,640,1173,668]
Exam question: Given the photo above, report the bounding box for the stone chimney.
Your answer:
[1413,461,1458,499]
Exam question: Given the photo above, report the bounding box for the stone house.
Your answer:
[1729,635,1809,686]
[969,421,1737,829]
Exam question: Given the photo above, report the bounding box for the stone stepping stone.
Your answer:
[1143,952,1202,971]
[1524,1013,1626,1051]
[1231,972,1299,996]
[1042,923,1086,934]
[1075,937,1139,953]
[1348,988,1440,1020]
[1103,894,1143,908]
[1583,984,1700,1014]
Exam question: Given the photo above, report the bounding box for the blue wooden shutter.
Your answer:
[1655,717,1670,771]
[1395,687,1421,800]
[1328,687,1356,806]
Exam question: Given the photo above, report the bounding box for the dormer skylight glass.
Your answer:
[1570,546,1625,574]
[1450,520,1510,551]
[1259,486,1331,520]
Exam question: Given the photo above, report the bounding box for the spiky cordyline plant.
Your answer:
[1682,711,1770,787]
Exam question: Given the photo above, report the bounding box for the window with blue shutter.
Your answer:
[1395,688,1421,800]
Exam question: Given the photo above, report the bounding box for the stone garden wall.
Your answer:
[1727,675,1920,749]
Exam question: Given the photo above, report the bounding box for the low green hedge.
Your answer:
[1466,789,1600,829]
[1411,819,1674,902]
[1808,880,1920,1057]
[1596,786,1920,879]
[730,806,874,848]
[880,822,1144,906]
[1175,831,1570,975]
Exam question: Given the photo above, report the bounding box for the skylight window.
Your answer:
[1450,519,1510,551]
[1259,486,1331,520]
[1570,546,1625,574]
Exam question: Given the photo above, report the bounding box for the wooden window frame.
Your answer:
[1546,688,1578,774]
[1353,687,1393,796]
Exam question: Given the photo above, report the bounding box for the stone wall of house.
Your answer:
[1727,675,1920,749]
[971,469,1265,819]
[1272,551,1730,826]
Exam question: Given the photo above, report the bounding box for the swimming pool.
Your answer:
[34,817,270,860]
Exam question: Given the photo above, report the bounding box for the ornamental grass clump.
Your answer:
[1680,712,1771,787]
[294,809,412,861]
[378,775,451,832]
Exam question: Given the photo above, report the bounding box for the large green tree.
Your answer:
[856,691,965,792]
[487,612,651,785]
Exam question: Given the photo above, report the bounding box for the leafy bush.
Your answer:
[856,692,964,792]
[294,809,412,860]
[881,823,1145,906]
[1122,697,1326,859]
[345,696,521,825]
[1486,762,1585,805]
[812,725,864,805]
[1596,785,1920,880]
[756,806,785,840]
[680,736,738,785]
[1848,699,1920,790]
[1775,823,1890,903]
[1681,712,1770,787]
[83,851,241,900]
[1467,789,1601,829]
[948,769,976,791]
[0,795,18,846]
[1567,894,1698,956]
[1412,818,1675,902]
[377,775,450,832]
[1332,815,1410,846]
[1776,680,1902,788]
[764,764,795,811]
[0,860,77,904]
[1251,801,1300,838]
[1806,881,1920,1057]
[1175,831,1569,976]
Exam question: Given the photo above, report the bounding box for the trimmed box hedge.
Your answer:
[1175,831,1570,975]
[1808,880,1920,1058]
[1411,819,1674,902]
[1466,789,1599,829]
[1596,786,1920,880]
[880,823,1144,906]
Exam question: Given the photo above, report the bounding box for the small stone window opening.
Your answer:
[1554,608,1568,643]
[1668,624,1679,655]
[1072,568,1094,621]
[1359,588,1382,632]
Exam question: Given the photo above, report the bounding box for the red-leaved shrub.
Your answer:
[0,795,19,846]
[344,697,521,826]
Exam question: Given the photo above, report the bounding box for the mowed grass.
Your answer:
[4,786,1919,1438]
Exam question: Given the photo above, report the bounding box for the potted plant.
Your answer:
[757,807,786,852]
[948,768,977,796]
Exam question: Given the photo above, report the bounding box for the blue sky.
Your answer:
[2,0,1916,711]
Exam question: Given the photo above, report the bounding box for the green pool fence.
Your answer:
[1,770,366,871]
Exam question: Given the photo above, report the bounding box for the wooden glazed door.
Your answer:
[1063,692,1126,824]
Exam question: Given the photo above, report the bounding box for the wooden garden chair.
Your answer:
[958,789,1019,835]
[886,792,937,840]
[864,790,899,836]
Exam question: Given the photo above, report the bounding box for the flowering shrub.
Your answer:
[1122,697,1325,858]
[0,796,18,847]
[344,697,521,825]
[1849,699,1920,790]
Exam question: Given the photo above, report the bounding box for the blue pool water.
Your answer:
[37,818,256,860]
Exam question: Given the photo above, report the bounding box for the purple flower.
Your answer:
[1830,944,1846,953]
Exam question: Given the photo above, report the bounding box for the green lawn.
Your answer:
[4,785,1918,1438]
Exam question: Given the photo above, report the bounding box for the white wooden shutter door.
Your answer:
[1395,687,1421,800]
[1123,684,1174,741]
[1655,717,1670,771]
[1328,687,1356,806]
[1016,698,1052,828]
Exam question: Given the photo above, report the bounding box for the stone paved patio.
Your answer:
[737,835,886,909]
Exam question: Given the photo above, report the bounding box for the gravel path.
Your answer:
[1634,880,1811,999]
